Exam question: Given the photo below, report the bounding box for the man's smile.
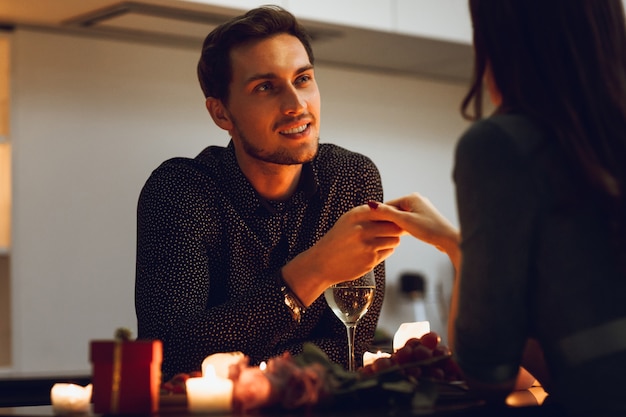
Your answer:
[279,123,309,135]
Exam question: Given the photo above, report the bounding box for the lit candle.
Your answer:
[393,321,430,351]
[363,350,391,367]
[201,351,244,379]
[50,383,92,414]
[186,364,233,414]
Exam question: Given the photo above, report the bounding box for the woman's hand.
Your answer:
[369,193,463,347]
[369,193,461,268]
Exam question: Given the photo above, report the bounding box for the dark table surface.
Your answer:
[0,372,91,408]
[0,403,565,417]
[0,388,563,417]
[0,372,561,417]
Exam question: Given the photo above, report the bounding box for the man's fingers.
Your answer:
[370,220,403,235]
[375,247,396,262]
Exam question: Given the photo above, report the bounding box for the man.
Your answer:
[135,5,401,380]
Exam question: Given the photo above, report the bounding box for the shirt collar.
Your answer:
[220,141,319,216]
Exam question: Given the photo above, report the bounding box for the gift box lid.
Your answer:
[90,339,162,364]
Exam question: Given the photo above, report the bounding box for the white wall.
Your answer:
[9,27,468,373]
[188,0,473,43]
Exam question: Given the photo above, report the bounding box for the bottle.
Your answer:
[399,272,427,322]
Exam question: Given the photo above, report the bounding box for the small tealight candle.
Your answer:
[201,351,244,379]
[50,383,92,415]
[393,321,430,351]
[186,364,233,414]
[363,350,391,367]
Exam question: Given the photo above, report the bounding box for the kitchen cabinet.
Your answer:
[187,0,471,44]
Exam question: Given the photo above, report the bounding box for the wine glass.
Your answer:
[324,270,376,372]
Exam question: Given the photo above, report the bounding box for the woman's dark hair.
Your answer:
[462,0,626,218]
[197,5,314,103]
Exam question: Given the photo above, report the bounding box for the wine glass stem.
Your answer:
[346,324,357,372]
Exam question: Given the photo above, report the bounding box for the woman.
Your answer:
[371,0,626,414]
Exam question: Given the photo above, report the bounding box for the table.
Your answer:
[0,370,557,417]
[0,373,91,407]
[0,388,561,417]
[0,404,564,417]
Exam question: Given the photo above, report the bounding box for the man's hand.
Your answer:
[281,203,402,306]
[369,193,461,268]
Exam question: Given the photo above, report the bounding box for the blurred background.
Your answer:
[0,0,477,374]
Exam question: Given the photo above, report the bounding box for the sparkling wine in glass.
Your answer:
[324,270,376,372]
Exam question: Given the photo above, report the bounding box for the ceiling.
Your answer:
[0,0,473,83]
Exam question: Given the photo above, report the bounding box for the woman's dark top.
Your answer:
[452,114,626,415]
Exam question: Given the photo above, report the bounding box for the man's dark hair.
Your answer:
[197,5,314,103]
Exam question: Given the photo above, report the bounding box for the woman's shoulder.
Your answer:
[459,114,546,153]
[454,114,552,181]
[455,114,552,175]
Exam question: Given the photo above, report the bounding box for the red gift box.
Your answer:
[90,339,162,414]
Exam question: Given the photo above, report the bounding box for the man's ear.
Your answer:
[205,97,234,131]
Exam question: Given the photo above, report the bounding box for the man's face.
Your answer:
[224,33,321,166]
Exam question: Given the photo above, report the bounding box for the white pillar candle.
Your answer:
[363,350,391,367]
[201,351,244,379]
[50,383,92,414]
[186,365,233,414]
[393,321,431,351]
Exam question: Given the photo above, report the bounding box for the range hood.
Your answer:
[0,0,472,83]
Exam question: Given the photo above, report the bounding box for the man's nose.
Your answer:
[281,85,306,115]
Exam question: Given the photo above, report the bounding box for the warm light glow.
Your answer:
[528,386,548,405]
[0,35,11,251]
[259,361,267,371]
[50,383,92,414]
[186,364,234,414]
[393,321,430,351]
[201,351,244,379]
[363,350,391,367]
[204,364,217,379]
[0,143,10,249]
[505,386,548,407]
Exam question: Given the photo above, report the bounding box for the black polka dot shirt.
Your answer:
[135,141,385,380]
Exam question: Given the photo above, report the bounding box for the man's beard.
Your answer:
[232,118,319,165]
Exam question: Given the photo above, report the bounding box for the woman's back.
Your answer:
[453,112,626,415]
[523,122,626,414]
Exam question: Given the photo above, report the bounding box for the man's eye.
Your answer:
[295,74,312,85]
[255,82,272,92]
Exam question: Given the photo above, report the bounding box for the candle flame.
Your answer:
[393,321,430,351]
[203,364,217,380]
[50,383,92,413]
[363,350,391,366]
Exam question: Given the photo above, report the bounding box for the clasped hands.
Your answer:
[371,193,460,262]
[281,193,459,307]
